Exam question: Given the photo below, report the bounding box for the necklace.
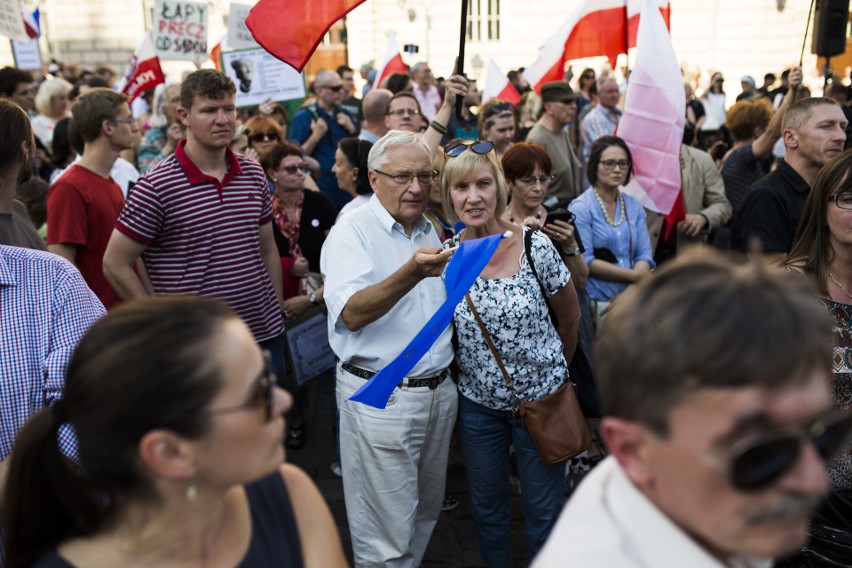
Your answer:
[828,271,852,300]
[593,189,625,227]
[508,207,542,224]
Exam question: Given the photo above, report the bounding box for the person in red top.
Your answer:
[47,88,138,308]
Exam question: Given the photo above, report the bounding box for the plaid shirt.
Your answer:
[0,246,105,462]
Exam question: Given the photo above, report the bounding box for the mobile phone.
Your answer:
[545,210,573,226]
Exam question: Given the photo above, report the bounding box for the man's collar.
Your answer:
[778,159,811,194]
[367,194,431,236]
[0,250,13,286]
[175,139,243,185]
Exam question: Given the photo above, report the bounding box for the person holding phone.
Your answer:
[568,136,654,326]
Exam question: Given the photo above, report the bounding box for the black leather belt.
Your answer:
[340,363,449,389]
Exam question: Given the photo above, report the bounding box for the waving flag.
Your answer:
[482,59,521,104]
[618,0,684,220]
[246,0,367,72]
[349,233,507,409]
[21,5,39,39]
[373,32,407,91]
[523,0,670,94]
[116,32,165,105]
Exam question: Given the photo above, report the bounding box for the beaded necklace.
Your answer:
[508,206,542,225]
[593,189,625,227]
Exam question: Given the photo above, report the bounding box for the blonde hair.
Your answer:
[34,78,72,116]
[440,142,509,222]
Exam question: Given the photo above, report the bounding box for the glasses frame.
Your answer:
[373,169,439,186]
[445,140,495,158]
[109,116,135,125]
[276,163,310,175]
[208,350,275,423]
[250,131,281,143]
[321,84,345,93]
[599,159,631,171]
[483,102,513,119]
[829,193,852,211]
[386,108,421,117]
[517,174,556,187]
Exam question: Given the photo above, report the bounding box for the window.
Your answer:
[467,0,500,41]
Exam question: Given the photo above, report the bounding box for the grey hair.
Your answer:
[367,130,430,172]
[149,80,180,129]
[34,78,72,116]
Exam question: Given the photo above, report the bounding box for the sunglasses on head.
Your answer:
[445,140,495,158]
[484,102,513,118]
[250,130,280,143]
[277,163,310,175]
[208,350,276,423]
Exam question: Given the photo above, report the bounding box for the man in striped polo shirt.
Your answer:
[103,69,285,375]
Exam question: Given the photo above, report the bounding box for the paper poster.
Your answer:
[153,0,208,62]
[221,48,306,108]
[227,3,258,51]
[0,0,27,42]
[11,38,41,70]
[285,311,336,385]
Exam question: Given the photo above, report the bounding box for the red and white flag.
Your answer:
[372,32,407,91]
[482,59,520,104]
[246,0,366,72]
[522,0,669,93]
[618,0,684,217]
[116,32,166,104]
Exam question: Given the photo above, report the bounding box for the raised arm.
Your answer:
[423,74,469,158]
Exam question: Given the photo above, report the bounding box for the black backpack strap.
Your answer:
[524,228,558,324]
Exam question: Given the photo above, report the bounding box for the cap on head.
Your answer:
[741,75,756,88]
[541,81,576,104]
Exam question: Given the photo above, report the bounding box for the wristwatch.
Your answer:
[564,246,581,257]
[309,292,318,304]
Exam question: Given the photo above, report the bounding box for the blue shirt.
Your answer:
[0,246,105,461]
[569,189,655,302]
[289,105,357,210]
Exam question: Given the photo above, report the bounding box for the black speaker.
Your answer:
[812,0,850,57]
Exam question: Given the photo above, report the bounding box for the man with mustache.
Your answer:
[732,98,847,265]
[534,250,846,568]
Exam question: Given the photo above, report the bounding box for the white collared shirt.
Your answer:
[320,194,453,376]
[533,457,774,568]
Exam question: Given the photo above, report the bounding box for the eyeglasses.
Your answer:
[110,116,135,125]
[517,175,555,187]
[373,169,439,186]
[250,130,281,143]
[581,74,595,80]
[277,163,310,175]
[660,409,852,492]
[483,102,513,119]
[829,193,852,210]
[321,84,345,93]
[387,108,421,117]
[600,159,630,171]
[445,140,494,158]
[208,351,276,423]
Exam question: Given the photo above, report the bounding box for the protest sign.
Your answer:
[221,48,306,108]
[285,310,335,385]
[153,0,208,62]
[227,3,258,51]
[0,0,27,42]
[11,39,41,70]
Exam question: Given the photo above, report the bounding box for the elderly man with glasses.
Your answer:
[321,130,456,568]
[289,69,359,209]
[535,249,849,567]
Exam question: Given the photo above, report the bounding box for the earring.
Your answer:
[272,177,278,182]
[185,483,197,501]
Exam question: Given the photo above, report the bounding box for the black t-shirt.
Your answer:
[272,189,337,272]
[730,160,810,253]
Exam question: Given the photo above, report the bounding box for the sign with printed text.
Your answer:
[221,48,306,108]
[153,0,208,62]
[11,38,41,70]
[0,0,27,42]
[227,3,258,51]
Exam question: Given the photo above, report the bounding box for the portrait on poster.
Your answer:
[221,48,306,107]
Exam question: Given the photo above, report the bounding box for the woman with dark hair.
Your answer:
[478,100,516,159]
[568,136,654,324]
[334,137,373,220]
[383,72,413,94]
[2,296,346,568]
[246,114,285,162]
[782,149,852,567]
[47,117,77,183]
[575,68,596,115]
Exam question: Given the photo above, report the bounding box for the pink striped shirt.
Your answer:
[116,140,283,341]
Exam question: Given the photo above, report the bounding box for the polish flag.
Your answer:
[21,5,39,39]
[372,32,407,91]
[209,33,227,72]
[522,0,670,94]
[482,59,520,104]
[116,32,166,104]
[246,0,367,72]
[618,0,684,218]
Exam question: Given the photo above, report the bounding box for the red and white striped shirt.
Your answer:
[116,140,283,341]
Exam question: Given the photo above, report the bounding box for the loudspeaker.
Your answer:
[812,0,850,57]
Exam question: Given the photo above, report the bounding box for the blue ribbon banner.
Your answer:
[347,232,505,409]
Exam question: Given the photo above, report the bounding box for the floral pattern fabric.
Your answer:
[820,298,852,490]
[445,228,571,411]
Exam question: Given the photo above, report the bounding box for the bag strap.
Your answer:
[465,293,516,392]
[524,228,558,325]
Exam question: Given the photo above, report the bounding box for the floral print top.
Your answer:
[445,228,571,411]
[820,298,852,491]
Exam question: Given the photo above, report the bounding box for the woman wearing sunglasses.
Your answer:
[568,136,654,329]
[478,100,516,159]
[245,114,285,161]
[783,149,852,566]
[575,68,595,116]
[3,297,346,568]
[440,139,581,567]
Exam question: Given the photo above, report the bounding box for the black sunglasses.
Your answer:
[483,102,513,118]
[208,351,276,423]
[322,84,345,93]
[445,140,495,158]
[250,130,281,143]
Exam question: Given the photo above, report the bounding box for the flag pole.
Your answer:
[800,0,816,67]
[622,1,630,78]
[456,0,468,118]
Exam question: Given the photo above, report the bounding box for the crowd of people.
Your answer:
[0,52,850,568]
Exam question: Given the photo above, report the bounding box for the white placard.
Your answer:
[285,312,336,385]
[153,0,208,62]
[221,48,306,108]
[227,3,258,51]
[0,0,27,42]
[11,38,41,70]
